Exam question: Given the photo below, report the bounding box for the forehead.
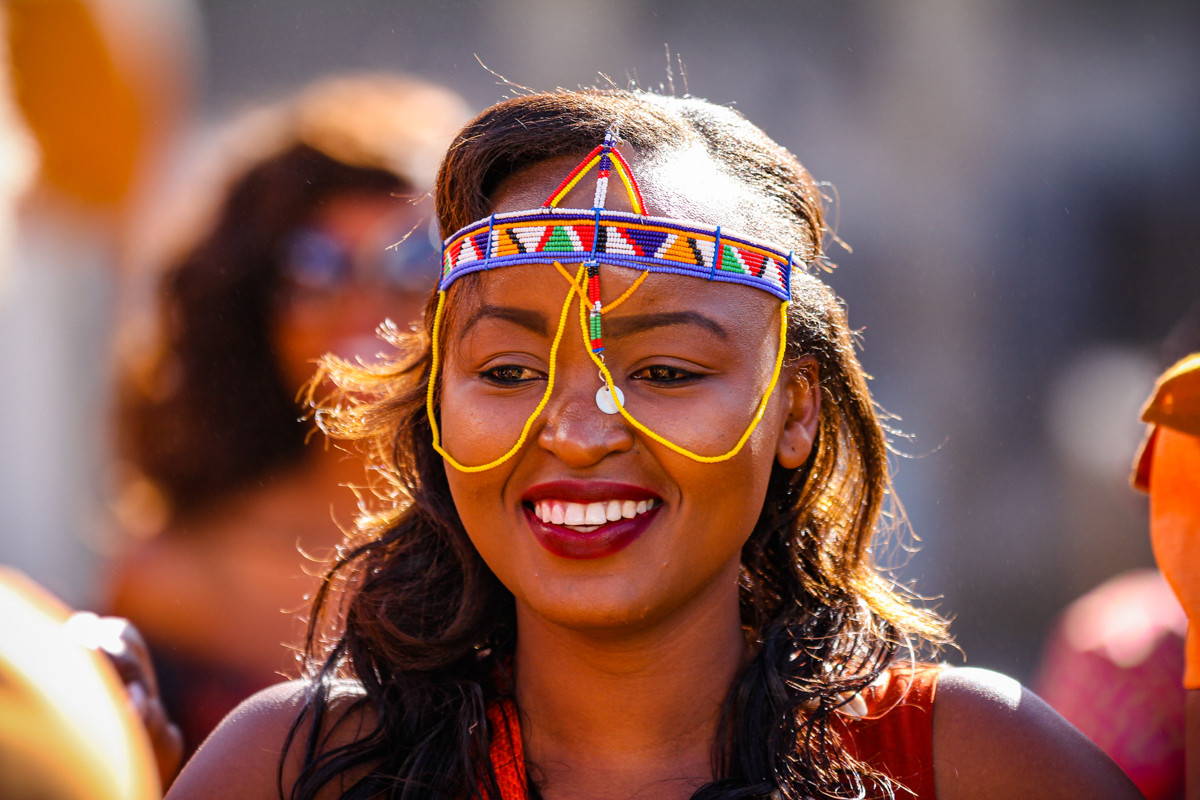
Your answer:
[454,140,788,333]
[490,142,777,243]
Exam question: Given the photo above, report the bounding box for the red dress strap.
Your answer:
[486,699,528,800]
[837,662,945,800]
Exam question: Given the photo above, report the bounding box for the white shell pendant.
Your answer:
[595,383,625,415]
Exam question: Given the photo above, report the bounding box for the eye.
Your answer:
[481,364,544,386]
[629,365,700,386]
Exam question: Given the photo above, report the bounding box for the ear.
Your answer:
[776,356,821,470]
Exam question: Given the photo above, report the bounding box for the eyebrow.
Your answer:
[460,304,549,336]
[605,311,729,339]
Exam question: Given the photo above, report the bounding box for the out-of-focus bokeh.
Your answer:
[107,71,471,755]
[0,0,198,615]
[2,0,1198,693]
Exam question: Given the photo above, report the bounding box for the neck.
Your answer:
[514,559,746,800]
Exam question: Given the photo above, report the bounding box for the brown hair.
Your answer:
[115,75,469,524]
[293,90,948,800]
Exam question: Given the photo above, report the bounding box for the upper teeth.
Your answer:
[534,498,659,528]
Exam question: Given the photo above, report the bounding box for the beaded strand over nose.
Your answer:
[428,125,798,470]
[540,129,640,364]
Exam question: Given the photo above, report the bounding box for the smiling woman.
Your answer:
[165,91,1143,800]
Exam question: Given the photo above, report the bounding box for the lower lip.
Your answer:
[525,505,660,560]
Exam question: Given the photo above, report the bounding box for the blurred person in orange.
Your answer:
[105,74,470,755]
[0,2,194,791]
[0,569,176,799]
[5,0,194,220]
[2,0,199,631]
[1036,306,1200,800]
[1135,351,1200,800]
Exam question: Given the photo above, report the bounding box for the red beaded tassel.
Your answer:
[586,132,617,357]
[540,127,628,358]
[586,260,603,355]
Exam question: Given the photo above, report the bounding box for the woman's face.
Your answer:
[274,191,438,392]
[439,145,819,634]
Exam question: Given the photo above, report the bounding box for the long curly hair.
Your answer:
[290,90,949,800]
[115,74,470,523]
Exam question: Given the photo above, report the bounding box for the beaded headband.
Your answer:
[439,149,797,304]
[428,129,794,472]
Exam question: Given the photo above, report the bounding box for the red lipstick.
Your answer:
[521,481,661,560]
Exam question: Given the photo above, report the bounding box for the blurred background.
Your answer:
[1,0,1197,703]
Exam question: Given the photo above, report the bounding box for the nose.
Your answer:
[537,378,635,468]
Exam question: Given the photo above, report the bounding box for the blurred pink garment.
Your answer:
[1036,569,1186,800]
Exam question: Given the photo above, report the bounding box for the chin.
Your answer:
[514,577,667,633]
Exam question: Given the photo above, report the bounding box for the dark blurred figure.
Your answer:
[105,74,469,755]
[1035,301,1200,800]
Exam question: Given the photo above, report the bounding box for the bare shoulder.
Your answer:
[932,667,1140,800]
[166,679,375,800]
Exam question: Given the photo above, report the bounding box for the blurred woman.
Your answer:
[106,74,470,754]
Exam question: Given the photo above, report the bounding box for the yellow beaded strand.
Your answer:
[546,155,601,208]
[607,152,645,214]
[551,260,648,314]
[426,265,583,473]
[569,266,790,464]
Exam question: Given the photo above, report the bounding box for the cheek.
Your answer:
[438,364,536,466]
[441,451,523,598]
[438,376,529,579]
[439,386,507,506]
[274,303,329,390]
[666,381,786,561]
[673,447,774,556]
[275,295,394,387]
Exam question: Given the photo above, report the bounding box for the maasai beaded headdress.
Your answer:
[428,128,802,472]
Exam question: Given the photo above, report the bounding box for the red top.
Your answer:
[485,662,944,800]
[837,662,944,799]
